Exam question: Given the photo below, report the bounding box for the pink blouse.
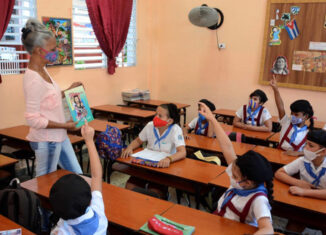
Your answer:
[23,68,67,142]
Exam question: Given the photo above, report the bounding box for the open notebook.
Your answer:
[131,148,170,167]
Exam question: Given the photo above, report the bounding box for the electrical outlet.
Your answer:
[218,43,226,49]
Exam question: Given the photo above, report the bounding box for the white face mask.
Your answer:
[303,148,325,161]
[226,164,245,189]
[230,177,244,189]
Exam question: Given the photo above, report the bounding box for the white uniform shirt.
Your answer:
[217,164,272,227]
[139,121,185,154]
[188,117,208,135]
[51,191,108,235]
[236,106,272,127]
[284,157,326,189]
[279,115,308,151]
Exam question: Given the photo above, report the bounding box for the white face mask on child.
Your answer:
[303,148,325,161]
[226,165,244,189]
[230,177,244,190]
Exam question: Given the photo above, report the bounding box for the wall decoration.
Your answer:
[42,17,73,66]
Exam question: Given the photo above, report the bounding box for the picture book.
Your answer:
[64,85,94,127]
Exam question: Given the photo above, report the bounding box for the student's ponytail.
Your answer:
[265,180,274,204]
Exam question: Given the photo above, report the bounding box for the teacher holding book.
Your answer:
[21,18,82,177]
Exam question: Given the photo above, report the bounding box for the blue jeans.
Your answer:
[30,137,83,177]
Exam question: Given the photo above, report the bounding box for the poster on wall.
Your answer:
[42,17,73,66]
[292,51,326,73]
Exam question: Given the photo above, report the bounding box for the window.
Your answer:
[0,0,36,75]
[72,0,137,70]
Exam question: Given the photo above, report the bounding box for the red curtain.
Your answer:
[86,0,133,75]
[0,0,15,83]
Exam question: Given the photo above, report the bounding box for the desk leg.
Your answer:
[183,108,187,126]
[74,143,84,173]
[0,136,3,153]
[195,185,201,209]
[92,110,97,119]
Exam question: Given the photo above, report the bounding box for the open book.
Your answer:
[64,85,94,128]
[131,148,170,167]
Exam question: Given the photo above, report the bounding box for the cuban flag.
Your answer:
[285,20,299,40]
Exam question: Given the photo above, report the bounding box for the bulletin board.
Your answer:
[259,0,326,91]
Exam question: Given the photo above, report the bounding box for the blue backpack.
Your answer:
[95,125,124,160]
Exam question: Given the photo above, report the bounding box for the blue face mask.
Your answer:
[41,48,58,63]
[291,115,303,125]
[198,112,206,122]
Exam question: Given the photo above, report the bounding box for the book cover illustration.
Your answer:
[64,85,94,127]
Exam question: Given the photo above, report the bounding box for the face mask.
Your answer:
[226,166,244,189]
[291,115,303,125]
[198,112,206,122]
[153,116,169,127]
[230,177,244,190]
[41,48,58,63]
[249,99,258,109]
[303,148,325,161]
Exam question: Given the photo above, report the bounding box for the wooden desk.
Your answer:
[268,132,280,144]
[21,169,174,232]
[185,133,255,156]
[161,204,256,234]
[0,125,84,146]
[252,145,297,166]
[219,123,275,142]
[209,172,326,231]
[213,108,279,124]
[0,215,35,235]
[115,155,225,208]
[0,154,19,179]
[314,120,326,129]
[0,154,18,168]
[89,119,129,132]
[0,125,85,171]
[126,99,190,125]
[91,104,155,126]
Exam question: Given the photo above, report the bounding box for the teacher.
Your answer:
[21,18,82,177]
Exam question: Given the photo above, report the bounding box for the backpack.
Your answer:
[226,131,246,143]
[96,125,124,160]
[0,178,42,234]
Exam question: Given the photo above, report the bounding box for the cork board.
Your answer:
[259,0,326,91]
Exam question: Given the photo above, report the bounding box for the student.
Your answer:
[199,102,274,234]
[233,89,272,132]
[49,122,108,235]
[270,76,314,156]
[183,99,216,138]
[121,103,186,197]
[275,129,326,200]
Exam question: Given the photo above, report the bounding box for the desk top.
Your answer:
[161,204,256,235]
[209,171,326,215]
[0,125,84,145]
[219,123,274,141]
[268,132,280,143]
[89,119,129,132]
[213,109,279,123]
[127,99,190,110]
[92,105,156,119]
[252,145,297,165]
[0,154,19,168]
[0,215,35,235]
[117,154,225,185]
[21,169,174,231]
[185,133,255,156]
